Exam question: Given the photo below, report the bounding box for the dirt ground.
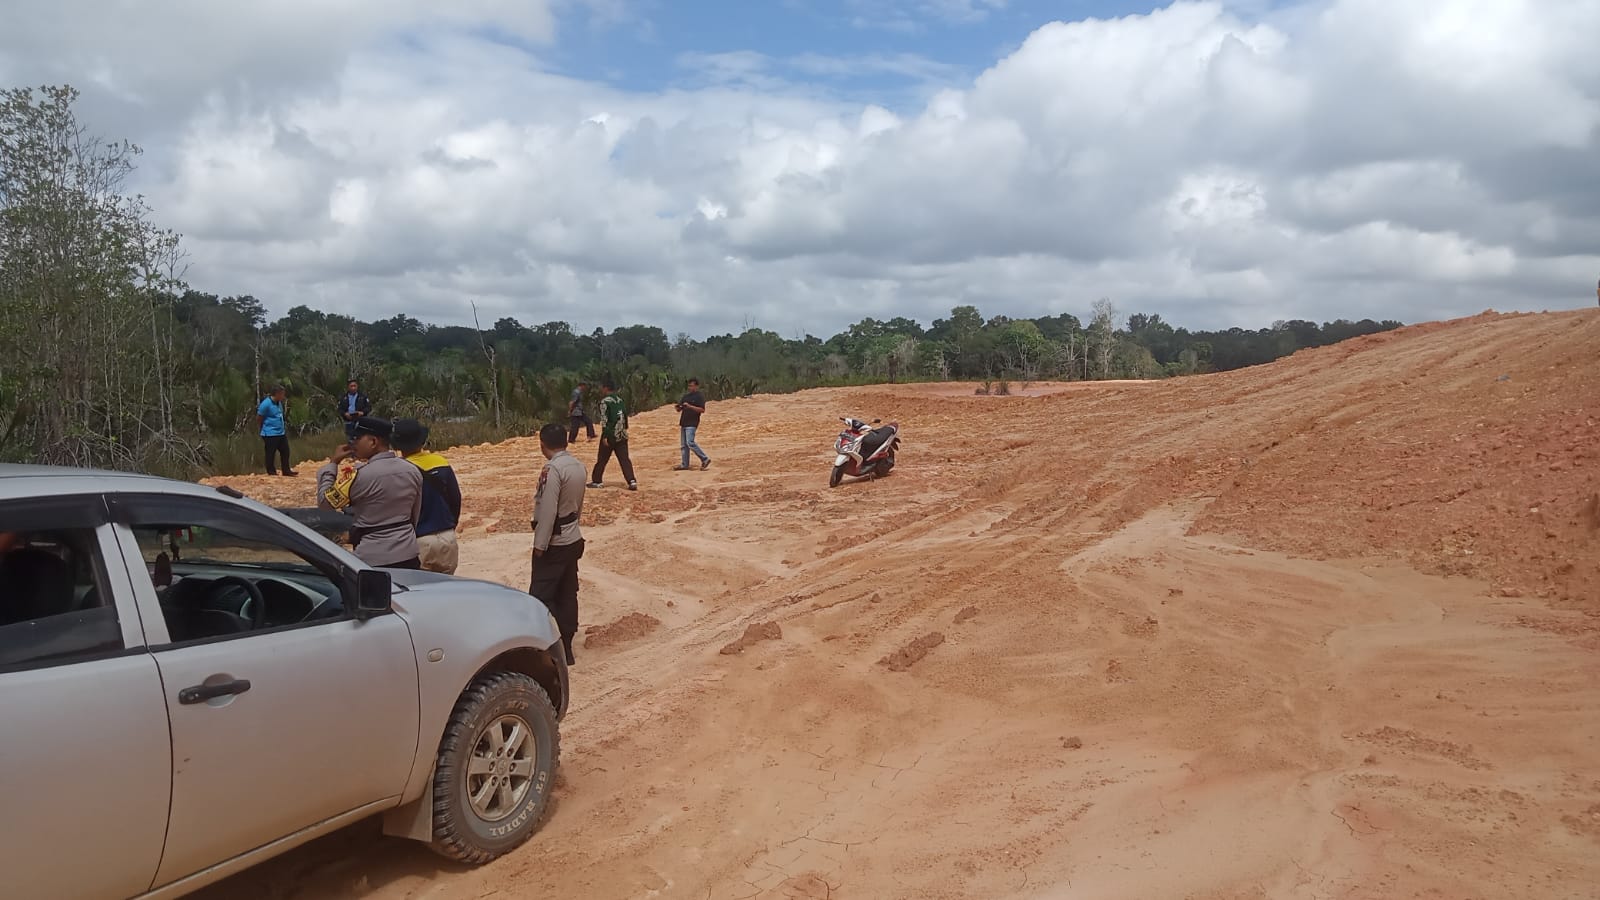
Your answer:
[201,309,1600,900]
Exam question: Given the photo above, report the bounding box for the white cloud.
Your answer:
[2,1,560,133]
[3,0,1598,338]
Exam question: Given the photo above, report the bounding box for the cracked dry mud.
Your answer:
[201,309,1600,899]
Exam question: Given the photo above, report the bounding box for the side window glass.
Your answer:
[123,511,349,645]
[0,503,123,670]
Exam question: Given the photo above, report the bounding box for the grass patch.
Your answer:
[200,418,538,477]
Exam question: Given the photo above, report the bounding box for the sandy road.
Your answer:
[203,309,1600,899]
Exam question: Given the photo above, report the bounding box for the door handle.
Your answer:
[178,679,252,705]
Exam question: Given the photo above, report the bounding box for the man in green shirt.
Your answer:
[588,379,637,491]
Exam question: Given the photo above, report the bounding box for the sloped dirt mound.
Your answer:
[720,620,783,655]
[1185,310,1600,608]
[584,613,662,649]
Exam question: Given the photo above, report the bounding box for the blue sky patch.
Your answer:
[546,1,1185,106]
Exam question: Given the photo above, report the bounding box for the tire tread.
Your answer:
[428,671,560,864]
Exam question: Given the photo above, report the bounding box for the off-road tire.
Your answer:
[429,672,560,863]
[829,465,844,488]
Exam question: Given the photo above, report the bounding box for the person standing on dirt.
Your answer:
[257,385,297,476]
[338,379,373,440]
[588,379,637,491]
[568,380,597,443]
[393,418,463,574]
[674,377,711,471]
[317,416,424,569]
[529,423,587,665]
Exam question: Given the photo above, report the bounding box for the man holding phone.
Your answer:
[673,378,711,471]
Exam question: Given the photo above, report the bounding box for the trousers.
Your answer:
[568,413,596,442]
[680,426,708,467]
[528,538,584,664]
[262,435,291,474]
[593,437,636,484]
[417,530,459,574]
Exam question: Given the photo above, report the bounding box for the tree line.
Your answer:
[1,84,1402,477]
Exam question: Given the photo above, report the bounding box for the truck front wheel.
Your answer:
[428,671,560,863]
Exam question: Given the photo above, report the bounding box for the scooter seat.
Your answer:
[860,427,895,457]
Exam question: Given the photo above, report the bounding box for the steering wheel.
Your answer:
[210,575,267,630]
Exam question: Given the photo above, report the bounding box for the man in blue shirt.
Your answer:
[257,385,297,476]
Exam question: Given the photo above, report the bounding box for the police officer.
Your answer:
[529,422,587,665]
[316,416,424,569]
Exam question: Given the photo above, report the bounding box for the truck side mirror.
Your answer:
[354,569,392,618]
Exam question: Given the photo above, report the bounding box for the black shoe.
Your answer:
[283,470,299,476]
[587,482,603,489]
[628,481,638,491]
[700,459,711,471]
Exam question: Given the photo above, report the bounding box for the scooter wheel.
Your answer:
[829,465,844,488]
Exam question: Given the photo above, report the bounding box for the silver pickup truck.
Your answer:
[0,464,567,899]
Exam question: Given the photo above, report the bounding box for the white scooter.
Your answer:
[830,417,900,487]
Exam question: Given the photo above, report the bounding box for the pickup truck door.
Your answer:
[0,495,172,900]
[107,494,421,890]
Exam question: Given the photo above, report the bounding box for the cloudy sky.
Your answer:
[4,0,1598,337]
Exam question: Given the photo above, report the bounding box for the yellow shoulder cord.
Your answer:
[322,459,360,511]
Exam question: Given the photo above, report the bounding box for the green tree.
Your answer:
[995,320,1049,380]
[0,84,189,470]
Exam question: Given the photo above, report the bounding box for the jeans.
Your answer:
[680,426,708,467]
